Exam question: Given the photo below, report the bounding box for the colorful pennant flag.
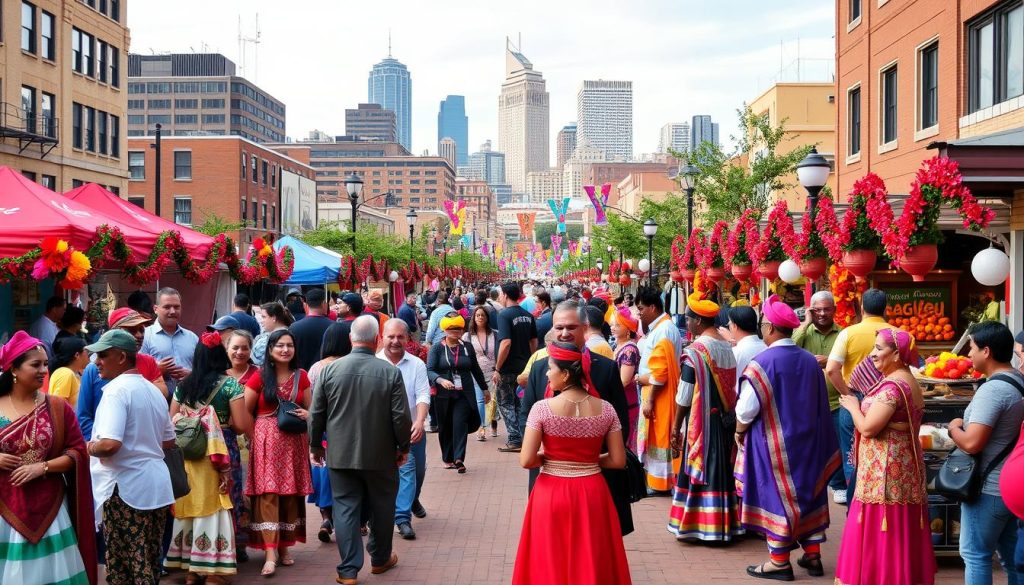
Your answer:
[547,197,570,233]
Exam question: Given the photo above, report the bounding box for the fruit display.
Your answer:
[885,307,955,342]
[921,352,982,380]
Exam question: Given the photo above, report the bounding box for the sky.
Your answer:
[128,0,836,161]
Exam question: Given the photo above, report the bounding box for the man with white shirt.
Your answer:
[734,295,840,581]
[140,287,198,395]
[728,306,766,390]
[378,319,430,540]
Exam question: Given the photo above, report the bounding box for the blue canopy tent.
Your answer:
[273,236,340,284]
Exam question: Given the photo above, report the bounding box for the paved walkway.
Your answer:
[219,427,974,584]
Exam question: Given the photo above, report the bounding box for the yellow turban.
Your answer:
[440,314,466,331]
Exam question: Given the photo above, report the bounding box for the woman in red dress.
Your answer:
[513,341,631,585]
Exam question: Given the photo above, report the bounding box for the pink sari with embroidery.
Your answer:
[834,378,936,585]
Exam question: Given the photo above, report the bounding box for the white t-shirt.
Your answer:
[90,373,176,524]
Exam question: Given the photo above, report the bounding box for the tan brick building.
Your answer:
[0,0,128,192]
[455,178,497,242]
[126,135,315,245]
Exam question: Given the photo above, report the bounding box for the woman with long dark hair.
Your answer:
[464,306,496,442]
[307,323,349,543]
[252,303,293,367]
[0,331,96,584]
[243,329,312,577]
[48,337,89,407]
[610,307,641,453]
[513,340,630,584]
[222,329,257,561]
[165,332,252,584]
[427,313,488,473]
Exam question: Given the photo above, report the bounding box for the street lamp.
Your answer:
[344,173,364,255]
[596,258,603,275]
[643,219,658,286]
[796,147,830,221]
[680,163,699,236]
[405,208,417,262]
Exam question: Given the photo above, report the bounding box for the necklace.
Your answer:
[9,393,43,463]
[560,388,590,417]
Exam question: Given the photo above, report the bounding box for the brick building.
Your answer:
[0,0,128,192]
[126,135,315,245]
[455,178,497,241]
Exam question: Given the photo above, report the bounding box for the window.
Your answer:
[146,82,170,93]
[881,65,898,144]
[173,197,192,226]
[147,115,170,125]
[41,175,56,190]
[201,114,224,124]
[252,202,258,227]
[148,99,171,109]
[969,3,1024,113]
[251,157,257,182]
[98,41,108,82]
[127,196,145,209]
[40,10,54,60]
[174,114,197,124]
[72,28,94,75]
[241,198,247,222]
[110,0,120,21]
[109,47,119,87]
[127,114,144,124]
[21,86,36,134]
[848,86,861,157]
[128,83,145,94]
[261,160,268,185]
[98,113,108,155]
[85,106,96,151]
[21,2,36,54]
[261,203,267,228]
[201,99,225,108]
[241,153,247,179]
[108,186,120,196]
[72,179,84,188]
[72,103,83,148]
[175,99,198,109]
[271,204,276,229]
[850,0,861,22]
[82,31,93,76]
[41,92,54,138]
[128,151,145,179]
[271,165,277,188]
[173,151,192,180]
[128,99,144,109]
[22,170,37,182]
[919,42,939,129]
[110,115,120,157]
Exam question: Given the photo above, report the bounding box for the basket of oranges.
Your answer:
[885,311,955,342]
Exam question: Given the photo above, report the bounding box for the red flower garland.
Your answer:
[726,210,758,265]
[756,201,796,263]
[814,196,843,262]
[702,221,729,269]
[681,228,705,271]
[829,263,867,328]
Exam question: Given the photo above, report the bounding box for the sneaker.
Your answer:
[396,522,416,540]
[832,489,847,505]
[498,443,522,452]
[411,499,427,518]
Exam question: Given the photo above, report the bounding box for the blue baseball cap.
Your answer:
[206,315,240,332]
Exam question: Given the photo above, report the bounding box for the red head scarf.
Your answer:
[544,344,600,399]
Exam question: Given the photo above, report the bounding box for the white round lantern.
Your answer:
[971,247,1010,286]
[637,258,651,273]
[779,259,803,284]
[388,270,400,282]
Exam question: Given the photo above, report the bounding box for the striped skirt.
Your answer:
[165,510,237,575]
[0,500,89,584]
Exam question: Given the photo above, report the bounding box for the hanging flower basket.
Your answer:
[759,260,781,282]
[670,269,684,283]
[842,249,877,281]
[618,273,631,287]
[706,266,726,283]
[731,263,753,282]
[800,256,828,281]
[682,268,696,283]
[898,244,939,282]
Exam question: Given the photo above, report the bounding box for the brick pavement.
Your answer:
[208,427,976,584]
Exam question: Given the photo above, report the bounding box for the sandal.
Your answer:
[443,462,457,469]
[318,519,333,543]
[261,560,277,577]
[796,554,824,576]
[455,460,467,474]
[745,560,794,581]
[477,429,487,442]
[278,554,295,567]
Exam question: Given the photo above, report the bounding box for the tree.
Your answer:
[534,222,584,249]
[670,105,813,226]
[194,212,246,237]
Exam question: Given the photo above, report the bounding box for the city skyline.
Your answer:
[128,1,834,160]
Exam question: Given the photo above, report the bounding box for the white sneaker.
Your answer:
[832,489,848,504]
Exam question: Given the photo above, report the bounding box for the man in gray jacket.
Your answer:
[310,315,412,585]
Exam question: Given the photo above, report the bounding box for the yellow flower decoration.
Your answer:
[65,250,91,282]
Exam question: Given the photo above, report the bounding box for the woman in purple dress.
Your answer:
[610,306,641,453]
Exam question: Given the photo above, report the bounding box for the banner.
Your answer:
[583,183,612,226]
[516,212,537,239]
[547,197,570,233]
[444,199,468,236]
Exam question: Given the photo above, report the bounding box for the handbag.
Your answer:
[276,371,307,434]
[163,446,191,499]
[934,373,1024,501]
[624,448,647,503]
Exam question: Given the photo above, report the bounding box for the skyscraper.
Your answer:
[498,38,550,193]
[577,80,633,162]
[438,95,469,167]
[658,122,690,153]
[439,137,457,168]
[690,115,720,150]
[345,103,397,142]
[368,45,412,150]
[556,123,577,168]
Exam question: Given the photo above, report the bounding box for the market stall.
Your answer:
[274,236,340,285]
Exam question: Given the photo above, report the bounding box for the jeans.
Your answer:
[473,381,487,428]
[840,391,862,504]
[960,493,1021,585]
[496,373,522,446]
[394,438,427,525]
[329,467,399,580]
[828,408,848,492]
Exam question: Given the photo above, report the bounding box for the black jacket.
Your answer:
[426,340,487,430]
[520,350,634,535]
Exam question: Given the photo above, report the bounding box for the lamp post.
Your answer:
[405,208,417,263]
[795,147,831,223]
[344,173,364,255]
[680,163,699,236]
[643,219,658,286]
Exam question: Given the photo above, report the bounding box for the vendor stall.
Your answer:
[274,236,339,285]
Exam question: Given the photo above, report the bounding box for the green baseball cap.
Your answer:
[85,329,139,354]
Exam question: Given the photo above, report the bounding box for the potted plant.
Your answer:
[754,201,796,282]
[793,194,836,281]
[726,210,758,283]
[680,228,704,283]
[703,221,729,283]
[832,173,890,281]
[882,156,994,281]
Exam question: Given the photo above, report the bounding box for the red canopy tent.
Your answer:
[0,167,152,257]
[64,183,215,261]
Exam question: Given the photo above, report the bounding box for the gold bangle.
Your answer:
[42,461,49,475]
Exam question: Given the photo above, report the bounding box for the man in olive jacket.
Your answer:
[310,315,412,584]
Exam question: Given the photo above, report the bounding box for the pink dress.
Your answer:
[513,400,632,585]
[834,378,936,585]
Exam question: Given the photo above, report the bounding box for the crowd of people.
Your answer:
[0,279,1022,585]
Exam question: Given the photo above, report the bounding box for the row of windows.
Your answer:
[127,151,192,180]
[229,114,285,142]
[229,99,285,129]
[20,170,57,190]
[240,198,276,230]
[230,82,285,116]
[21,3,55,60]
[128,82,228,94]
[128,98,228,111]
[80,0,121,22]
[72,28,121,87]
[72,103,120,157]
[19,85,56,138]
[239,153,278,189]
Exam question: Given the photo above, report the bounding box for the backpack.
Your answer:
[174,380,225,461]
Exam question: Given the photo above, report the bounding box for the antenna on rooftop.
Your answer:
[237,13,262,82]
[388,29,392,58]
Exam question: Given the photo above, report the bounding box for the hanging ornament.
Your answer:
[779,259,803,284]
[971,246,1011,286]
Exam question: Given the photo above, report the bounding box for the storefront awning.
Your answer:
[929,128,1024,193]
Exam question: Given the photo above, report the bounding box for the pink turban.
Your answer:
[762,294,800,329]
[0,331,45,371]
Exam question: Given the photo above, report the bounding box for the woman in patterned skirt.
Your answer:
[223,329,259,560]
[244,329,312,577]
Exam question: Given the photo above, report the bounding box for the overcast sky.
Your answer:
[128,0,835,161]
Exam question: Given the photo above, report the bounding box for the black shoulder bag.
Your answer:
[276,371,307,434]
[934,373,1024,502]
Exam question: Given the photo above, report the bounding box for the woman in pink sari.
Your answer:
[0,331,97,584]
[834,329,935,585]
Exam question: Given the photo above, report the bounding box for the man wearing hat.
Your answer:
[735,295,840,581]
[77,308,168,441]
[286,288,306,322]
[667,289,742,543]
[207,315,240,348]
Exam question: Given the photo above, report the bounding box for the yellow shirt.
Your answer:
[48,367,81,407]
[520,348,549,380]
[585,336,615,360]
[828,316,896,382]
